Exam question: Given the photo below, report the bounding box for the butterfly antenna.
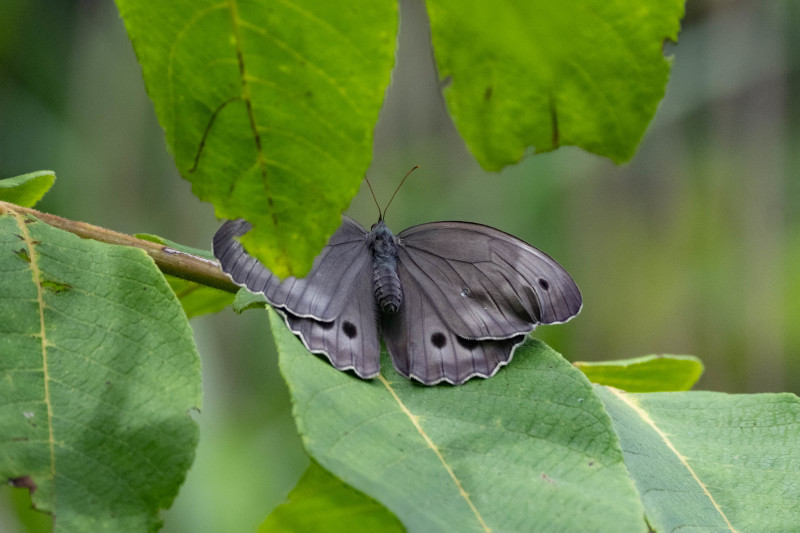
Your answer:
[364,175,383,220]
[383,165,420,219]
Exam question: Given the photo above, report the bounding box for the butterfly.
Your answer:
[213,203,582,385]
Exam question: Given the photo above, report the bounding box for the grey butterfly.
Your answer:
[213,213,581,385]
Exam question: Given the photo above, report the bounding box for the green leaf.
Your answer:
[116,0,397,277]
[233,287,268,314]
[0,209,201,531]
[136,233,234,318]
[271,309,645,533]
[0,171,56,207]
[426,0,686,168]
[575,355,704,392]
[597,387,800,532]
[165,276,235,319]
[259,461,405,533]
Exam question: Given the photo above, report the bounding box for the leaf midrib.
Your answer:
[12,208,57,507]
[608,387,738,533]
[226,0,271,205]
[377,374,491,533]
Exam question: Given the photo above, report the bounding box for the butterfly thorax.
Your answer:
[369,220,403,314]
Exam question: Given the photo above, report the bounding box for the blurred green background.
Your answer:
[1,0,798,531]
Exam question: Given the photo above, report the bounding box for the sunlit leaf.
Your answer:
[116,0,398,277]
[0,171,56,208]
[259,461,405,533]
[575,354,704,392]
[427,0,686,168]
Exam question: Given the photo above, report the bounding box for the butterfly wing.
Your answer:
[382,221,581,384]
[214,216,370,321]
[397,221,582,336]
[381,277,528,385]
[213,216,381,378]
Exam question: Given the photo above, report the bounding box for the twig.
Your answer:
[0,202,239,294]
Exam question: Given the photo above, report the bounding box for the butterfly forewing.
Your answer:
[214,217,370,321]
[213,216,381,378]
[396,221,582,338]
[213,218,280,295]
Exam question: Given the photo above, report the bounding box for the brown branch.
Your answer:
[0,201,239,294]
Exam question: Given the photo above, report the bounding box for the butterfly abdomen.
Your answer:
[374,260,402,313]
[369,220,403,314]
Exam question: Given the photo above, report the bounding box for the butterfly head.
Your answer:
[369,219,396,256]
[370,218,388,232]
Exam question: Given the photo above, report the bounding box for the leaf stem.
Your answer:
[0,201,239,294]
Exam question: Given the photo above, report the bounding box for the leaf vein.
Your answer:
[228,0,277,219]
[377,374,491,533]
[8,208,57,508]
[275,0,368,61]
[236,20,361,116]
[608,387,738,532]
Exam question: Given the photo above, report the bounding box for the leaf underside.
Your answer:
[116,0,398,277]
[427,0,686,168]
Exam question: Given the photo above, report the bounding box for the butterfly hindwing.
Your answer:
[278,257,380,378]
[213,216,381,378]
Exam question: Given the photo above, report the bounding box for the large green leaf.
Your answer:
[0,171,55,208]
[598,387,800,532]
[116,0,397,277]
[259,461,405,533]
[0,208,201,531]
[427,0,685,168]
[272,310,645,533]
[575,354,704,392]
